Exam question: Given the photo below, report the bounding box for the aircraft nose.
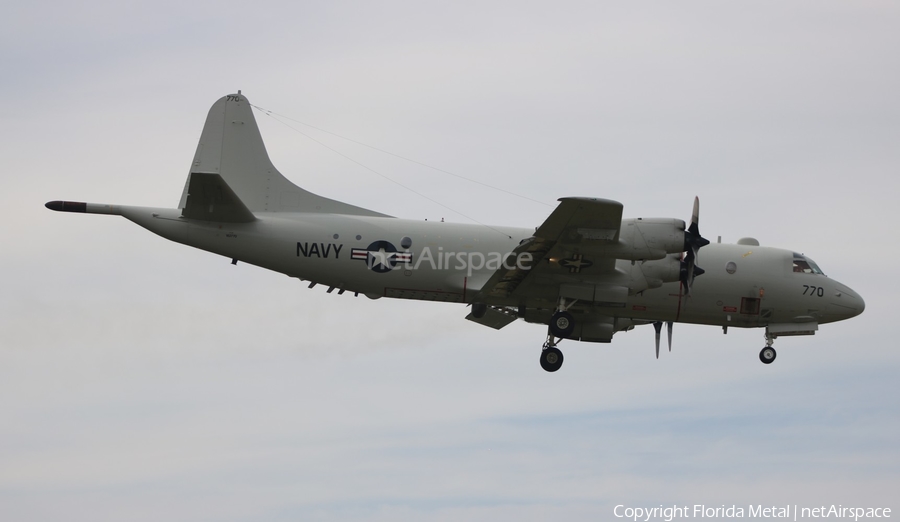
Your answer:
[831,285,865,319]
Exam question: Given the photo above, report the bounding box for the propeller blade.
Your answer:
[681,196,710,296]
[690,195,700,233]
[653,321,662,359]
[680,253,696,296]
[666,321,673,352]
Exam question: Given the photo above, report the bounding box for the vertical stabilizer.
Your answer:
[178,93,388,217]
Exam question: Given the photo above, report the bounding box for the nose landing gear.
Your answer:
[759,346,777,364]
[759,333,776,364]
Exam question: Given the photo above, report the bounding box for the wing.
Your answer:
[473,197,625,306]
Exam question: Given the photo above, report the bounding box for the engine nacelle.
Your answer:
[640,253,683,287]
[599,218,685,260]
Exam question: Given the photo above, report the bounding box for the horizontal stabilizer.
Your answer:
[181,173,256,223]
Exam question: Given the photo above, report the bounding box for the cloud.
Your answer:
[1,1,898,520]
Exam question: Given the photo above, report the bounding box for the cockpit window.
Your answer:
[792,253,825,275]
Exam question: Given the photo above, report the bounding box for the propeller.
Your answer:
[680,196,711,296]
[667,321,673,352]
[653,322,661,359]
[653,321,674,359]
[654,198,708,358]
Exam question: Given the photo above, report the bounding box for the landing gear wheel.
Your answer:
[540,347,564,372]
[549,311,575,338]
[759,346,776,364]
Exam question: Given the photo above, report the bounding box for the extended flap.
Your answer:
[465,307,518,330]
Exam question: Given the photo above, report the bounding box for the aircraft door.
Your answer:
[733,285,765,327]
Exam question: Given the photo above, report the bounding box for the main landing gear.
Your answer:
[540,334,564,372]
[549,310,575,338]
[540,298,575,372]
[759,332,776,364]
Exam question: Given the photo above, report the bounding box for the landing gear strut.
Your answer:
[541,298,576,372]
[759,333,776,364]
[548,297,576,338]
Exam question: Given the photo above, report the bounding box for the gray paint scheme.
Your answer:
[46,93,865,369]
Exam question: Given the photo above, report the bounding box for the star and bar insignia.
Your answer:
[351,240,413,273]
[558,253,593,273]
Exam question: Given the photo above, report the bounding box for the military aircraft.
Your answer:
[46,93,865,372]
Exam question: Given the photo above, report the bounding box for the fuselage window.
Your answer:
[792,254,825,275]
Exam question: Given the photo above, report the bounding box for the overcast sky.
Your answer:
[2,1,898,521]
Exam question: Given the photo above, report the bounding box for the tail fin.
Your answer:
[178,93,388,217]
